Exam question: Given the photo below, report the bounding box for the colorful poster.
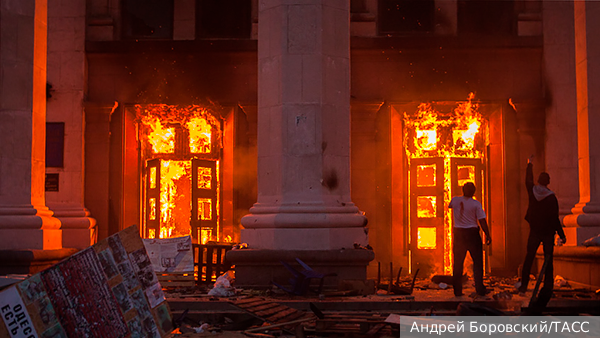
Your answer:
[0,286,39,338]
[0,225,173,338]
[142,236,194,273]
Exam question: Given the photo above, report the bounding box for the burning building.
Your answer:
[1,0,599,288]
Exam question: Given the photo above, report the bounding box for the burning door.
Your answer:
[410,158,444,276]
[404,95,489,275]
[192,159,218,244]
[138,105,222,243]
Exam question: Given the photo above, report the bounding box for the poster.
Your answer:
[0,225,173,338]
[142,236,193,273]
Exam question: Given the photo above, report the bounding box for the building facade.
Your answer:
[1,0,599,284]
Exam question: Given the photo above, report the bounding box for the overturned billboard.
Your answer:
[0,225,172,338]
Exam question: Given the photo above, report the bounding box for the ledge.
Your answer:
[536,245,600,259]
[0,248,79,275]
[226,248,375,265]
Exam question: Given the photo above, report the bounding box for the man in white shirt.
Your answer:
[448,182,491,297]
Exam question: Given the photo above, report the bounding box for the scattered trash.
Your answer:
[207,271,236,297]
[493,291,513,300]
[514,281,522,290]
[438,282,448,289]
[554,275,570,288]
[431,274,467,285]
[233,243,248,250]
[582,234,600,247]
[353,243,373,250]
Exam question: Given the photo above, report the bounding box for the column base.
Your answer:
[0,229,62,250]
[240,227,369,250]
[562,226,600,246]
[0,205,62,249]
[0,248,79,275]
[563,211,600,245]
[226,249,374,289]
[52,207,97,249]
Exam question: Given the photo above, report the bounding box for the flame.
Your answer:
[417,196,436,218]
[200,228,212,245]
[159,160,192,239]
[405,93,488,275]
[417,227,436,249]
[417,164,436,186]
[138,105,222,243]
[187,116,212,153]
[144,116,175,154]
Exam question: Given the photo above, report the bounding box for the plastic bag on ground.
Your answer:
[207,271,236,297]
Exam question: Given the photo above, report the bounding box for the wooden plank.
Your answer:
[267,308,300,322]
[159,282,195,288]
[243,303,280,312]
[244,317,314,333]
[276,311,307,323]
[232,297,265,305]
[255,305,290,317]
[157,275,195,281]
[366,323,387,335]
[235,300,273,309]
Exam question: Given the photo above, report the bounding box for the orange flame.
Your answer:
[405,93,488,275]
[159,160,192,239]
[144,116,175,154]
[187,117,212,153]
[138,105,222,243]
[417,227,436,249]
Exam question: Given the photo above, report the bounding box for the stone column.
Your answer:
[46,0,96,249]
[0,0,62,250]
[563,0,600,244]
[542,0,579,216]
[229,0,373,287]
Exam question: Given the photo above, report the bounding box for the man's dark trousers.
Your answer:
[520,230,555,307]
[453,227,485,296]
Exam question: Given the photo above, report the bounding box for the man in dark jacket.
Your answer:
[519,156,566,308]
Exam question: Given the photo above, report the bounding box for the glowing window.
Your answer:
[199,228,212,245]
[146,119,175,153]
[187,117,212,154]
[148,228,156,239]
[417,164,436,187]
[453,121,479,150]
[417,227,436,249]
[417,196,436,218]
[198,167,212,189]
[198,198,212,220]
[150,167,156,189]
[149,198,156,220]
[457,166,475,188]
[416,130,436,150]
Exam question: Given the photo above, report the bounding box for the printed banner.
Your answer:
[143,236,193,273]
[0,286,38,338]
[0,225,173,338]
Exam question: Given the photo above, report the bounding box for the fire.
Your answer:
[187,117,212,153]
[405,93,488,275]
[143,116,175,154]
[417,227,436,249]
[137,104,222,243]
[160,161,192,239]
[417,196,436,218]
